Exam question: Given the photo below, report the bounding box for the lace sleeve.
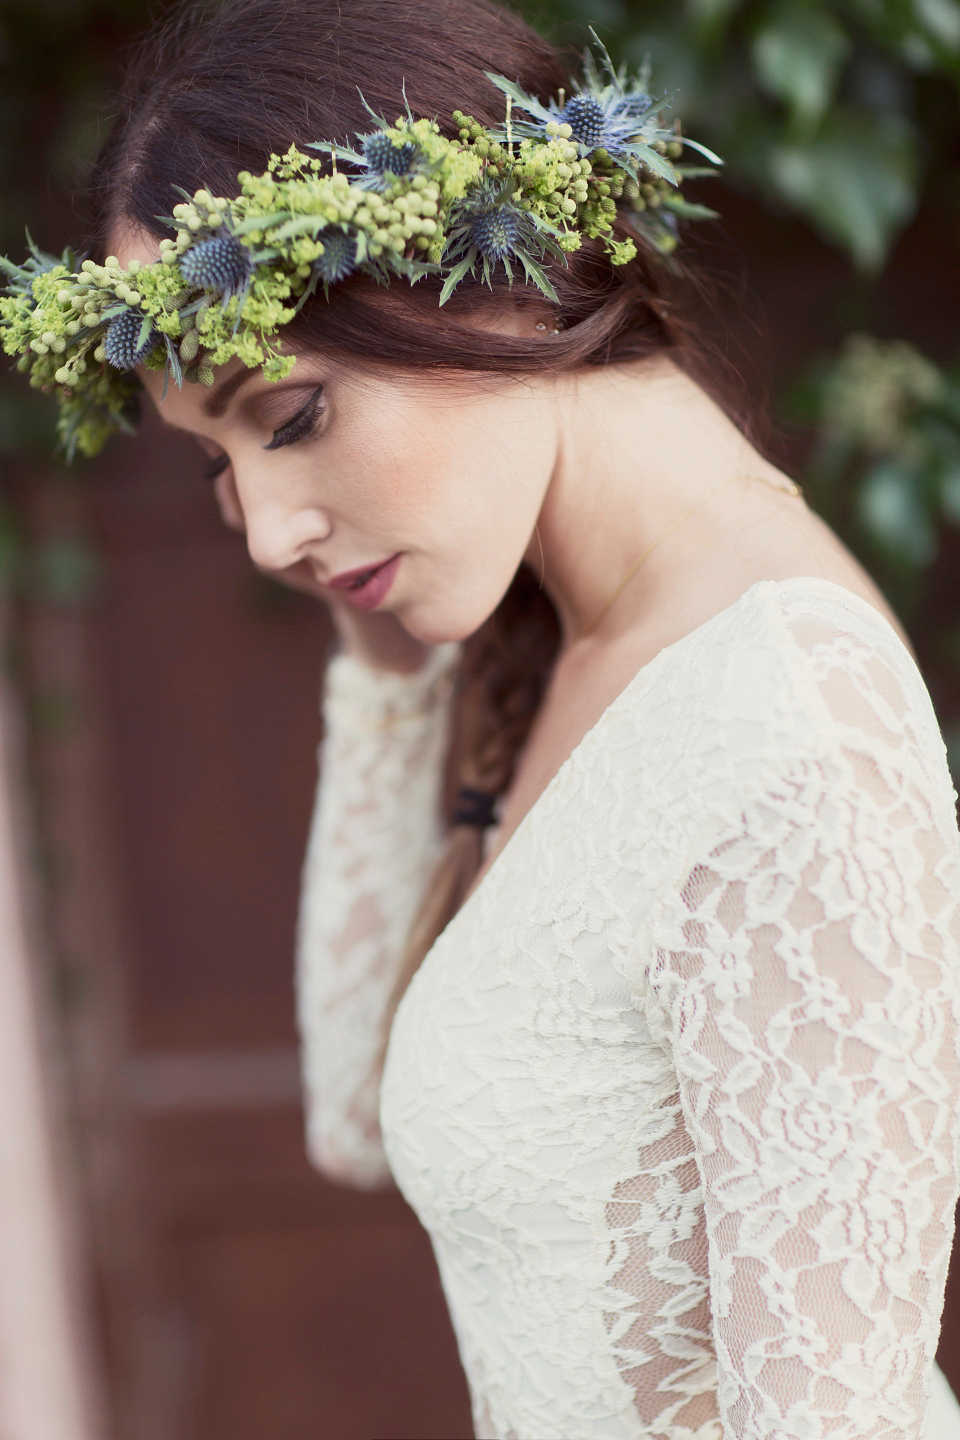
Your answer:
[296,643,459,1189]
[646,613,960,1439]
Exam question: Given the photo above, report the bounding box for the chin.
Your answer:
[397,596,493,646]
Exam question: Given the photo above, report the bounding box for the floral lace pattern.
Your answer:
[298,579,960,1438]
[296,642,459,1188]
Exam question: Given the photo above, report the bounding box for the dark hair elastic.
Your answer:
[452,786,499,828]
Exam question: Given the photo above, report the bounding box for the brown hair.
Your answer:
[89,0,718,1000]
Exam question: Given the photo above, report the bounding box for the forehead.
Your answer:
[107,220,164,270]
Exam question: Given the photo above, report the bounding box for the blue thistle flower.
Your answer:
[486,34,719,179]
[179,232,252,297]
[104,310,158,371]
[362,132,419,179]
[555,93,609,150]
[313,231,357,285]
[468,206,523,263]
[441,180,563,305]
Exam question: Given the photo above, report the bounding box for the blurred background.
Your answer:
[0,0,958,1436]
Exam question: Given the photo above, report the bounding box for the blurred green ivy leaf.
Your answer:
[855,457,938,564]
[764,109,917,270]
[796,334,960,618]
[752,4,850,127]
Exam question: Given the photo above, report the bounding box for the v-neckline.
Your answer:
[445,575,907,942]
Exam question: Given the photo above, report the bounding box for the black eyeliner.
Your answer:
[264,385,325,451]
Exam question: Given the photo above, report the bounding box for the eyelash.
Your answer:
[264,386,325,451]
[202,385,325,478]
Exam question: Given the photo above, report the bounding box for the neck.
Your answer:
[528,356,778,644]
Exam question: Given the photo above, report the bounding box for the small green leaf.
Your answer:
[752,4,851,126]
[940,462,960,523]
[856,459,936,566]
[516,250,559,302]
[765,109,917,270]
[661,195,720,219]
[266,216,326,242]
[631,143,678,182]
[439,254,474,305]
[230,213,290,237]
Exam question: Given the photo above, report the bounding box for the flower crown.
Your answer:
[0,37,720,459]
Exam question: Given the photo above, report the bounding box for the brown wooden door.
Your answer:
[37,409,473,1440]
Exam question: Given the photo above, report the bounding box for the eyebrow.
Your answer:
[203,366,258,419]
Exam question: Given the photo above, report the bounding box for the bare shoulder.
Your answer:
[724,477,914,657]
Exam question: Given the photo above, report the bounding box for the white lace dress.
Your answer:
[296,577,960,1440]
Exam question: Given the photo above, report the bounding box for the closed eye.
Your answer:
[264,386,325,451]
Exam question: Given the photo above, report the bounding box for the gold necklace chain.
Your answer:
[576,472,802,642]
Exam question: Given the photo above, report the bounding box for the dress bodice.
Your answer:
[299,577,960,1439]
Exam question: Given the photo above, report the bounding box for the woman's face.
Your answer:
[124,236,561,644]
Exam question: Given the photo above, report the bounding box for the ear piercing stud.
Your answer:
[536,322,562,334]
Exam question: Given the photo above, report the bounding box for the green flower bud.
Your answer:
[667,141,683,159]
[180,330,201,363]
[560,198,577,215]
[198,367,215,387]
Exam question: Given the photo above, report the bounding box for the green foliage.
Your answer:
[2,56,719,458]
[522,0,960,269]
[797,334,960,615]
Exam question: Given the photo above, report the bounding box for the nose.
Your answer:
[243,501,333,572]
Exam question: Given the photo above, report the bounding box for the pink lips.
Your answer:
[326,553,402,611]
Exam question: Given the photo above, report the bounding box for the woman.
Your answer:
[4,0,959,1434]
